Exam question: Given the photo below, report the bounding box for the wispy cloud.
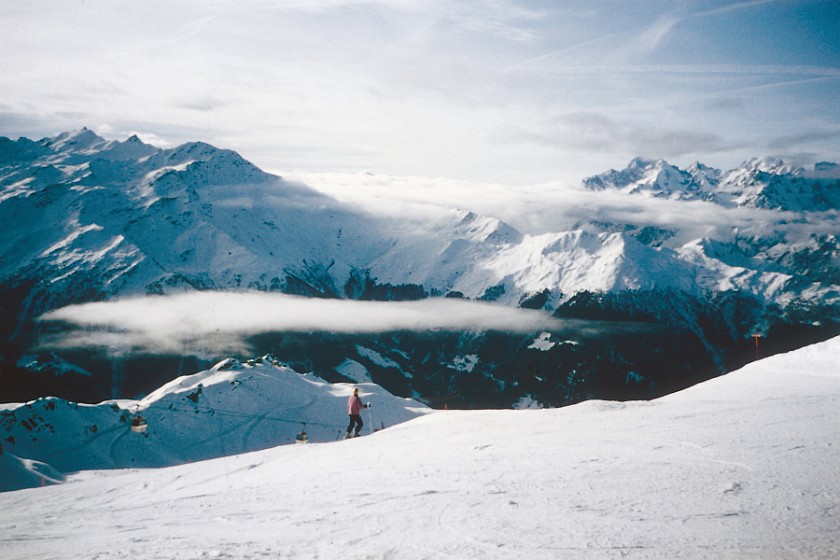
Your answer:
[494,111,730,161]
[767,129,840,150]
[690,0,782,19]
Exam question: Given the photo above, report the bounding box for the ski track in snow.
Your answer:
[1,338,839,559]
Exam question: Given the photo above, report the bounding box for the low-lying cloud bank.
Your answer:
[38,292,568,355]
[290,171,816,237]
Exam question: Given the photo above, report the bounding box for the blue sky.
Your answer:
[1,0,839,184]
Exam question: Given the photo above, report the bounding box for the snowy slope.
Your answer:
[0,337,837,559]
[0,356,430,492]
[0,128,392,299]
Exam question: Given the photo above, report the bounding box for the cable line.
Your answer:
[160,402,344,430]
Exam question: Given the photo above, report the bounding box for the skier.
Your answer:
[346,387,369,438]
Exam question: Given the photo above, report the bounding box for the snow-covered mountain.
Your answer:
[0,355,430,492]
[2,336,838,559]
[584,155,840,211]
[3,129,836,308]
[584,156,717,202]
[1,129,838,407]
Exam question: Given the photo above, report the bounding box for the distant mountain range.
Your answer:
[585,155,840,210]
[1,129,838,407]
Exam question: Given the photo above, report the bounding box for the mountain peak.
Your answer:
[583,157,707,201]
[43,127,108,152]
[740,157,802,176]
[627,156,664,170]
[454,210,522,244]
[98,134,158,161]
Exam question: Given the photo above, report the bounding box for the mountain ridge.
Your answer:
[584,154,840,211]
[2,128,836,306]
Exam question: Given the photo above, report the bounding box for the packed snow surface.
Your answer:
[1,337,839,559]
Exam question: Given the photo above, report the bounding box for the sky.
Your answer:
[1,0,840,184]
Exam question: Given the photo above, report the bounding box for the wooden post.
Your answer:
[752,334,761,361]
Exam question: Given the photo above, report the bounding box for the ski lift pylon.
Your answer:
[130,404,148,433]
[295,423,309,444]
[130,415,148,433]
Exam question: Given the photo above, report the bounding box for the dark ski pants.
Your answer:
[347,414,363,435]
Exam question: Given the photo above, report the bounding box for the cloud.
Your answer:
[37,292,565,355]
[767,129,840,150]
[0,111,72,141]
[289,168,800,239]
[494,111,730,161]
[690,0,783,19]
[623,14,681,59]
[703,97,747,114]
[173,96,231,113]
[129,131,176,149]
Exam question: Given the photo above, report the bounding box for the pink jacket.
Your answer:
[348,394,364,415]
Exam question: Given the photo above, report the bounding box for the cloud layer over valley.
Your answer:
[38,292,567,355]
